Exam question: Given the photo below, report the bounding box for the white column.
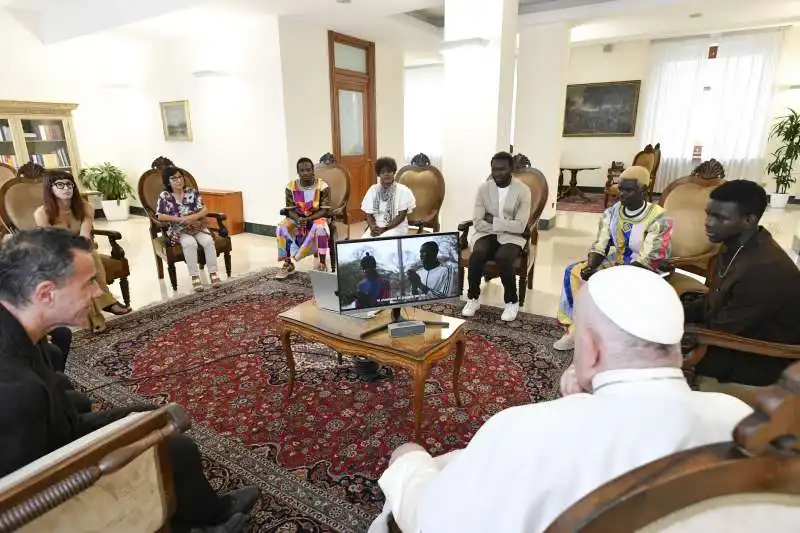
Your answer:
[440,0,518,232]
[514,23,571,224]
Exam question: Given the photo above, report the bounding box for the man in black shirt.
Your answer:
[0,229,257,533]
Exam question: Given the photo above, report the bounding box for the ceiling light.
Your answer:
[689,13,703,18]
[336,0,351,3]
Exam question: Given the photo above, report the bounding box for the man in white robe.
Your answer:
[369,265,752,533]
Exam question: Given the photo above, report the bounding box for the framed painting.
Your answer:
[562,80,641,137]
[160,100,193,142]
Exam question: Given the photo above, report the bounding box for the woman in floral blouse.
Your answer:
[156,167,221,291]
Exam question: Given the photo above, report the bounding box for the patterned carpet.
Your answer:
[68,269,571,532]
[556,192,607,213]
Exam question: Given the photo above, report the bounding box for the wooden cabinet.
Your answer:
[199,189,244,235]
[0,101,82,177]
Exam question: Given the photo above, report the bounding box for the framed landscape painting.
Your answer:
[160,100,193,142]
[562,80,641,137]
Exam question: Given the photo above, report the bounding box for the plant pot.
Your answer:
[770,193,790,209]
[100,198,130,221]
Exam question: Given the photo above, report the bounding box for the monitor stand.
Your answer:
[359,307,449,339]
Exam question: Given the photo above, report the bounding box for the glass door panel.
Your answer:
[0,118,17,168]
[21,118,71,170]
[337,89,366,156]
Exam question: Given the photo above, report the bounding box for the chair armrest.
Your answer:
[457,220,473,232]
[204,211,229,237]
[91,229,126,261]
[683,325,800,368]
[457,220,473,250]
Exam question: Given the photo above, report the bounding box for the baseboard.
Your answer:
[244,222,276,237]
[788,196,799,205]
[538,217,556,231]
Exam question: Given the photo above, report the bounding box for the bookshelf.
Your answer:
[0,101,82,176]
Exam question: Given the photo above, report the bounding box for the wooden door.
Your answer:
[329,32,376,223]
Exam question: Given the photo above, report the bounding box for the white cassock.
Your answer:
[361,183,417,239]
[369,367,752,533]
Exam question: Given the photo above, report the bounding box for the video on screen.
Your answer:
[335,233,460,312]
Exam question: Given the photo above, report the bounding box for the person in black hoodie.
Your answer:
[0,228,257,533]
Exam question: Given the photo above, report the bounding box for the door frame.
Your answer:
[328,31,377,222]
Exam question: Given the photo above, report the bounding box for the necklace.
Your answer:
[717,244,744,278]
[299,179,316,192]
[592,376,685,393]
[623,202,647,218]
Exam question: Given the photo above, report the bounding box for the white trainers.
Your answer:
[462,298,481,317]
[553,332,575,351]
[501,302,519,322]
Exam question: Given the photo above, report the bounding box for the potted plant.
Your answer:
[766,108,800,209]
[78,163,136,221]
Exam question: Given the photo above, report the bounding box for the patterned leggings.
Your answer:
[276,218,330,262]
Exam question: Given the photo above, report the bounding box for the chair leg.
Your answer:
[120,277,131,307]
[330,242,337,273]
[224,252,232,277]
[167,262,178,291]
[155,254,164,279]
[518,274,527,306]
[461,267,466,295]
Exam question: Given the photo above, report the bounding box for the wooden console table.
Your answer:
[279,301,467,442]
[558,166,600,201]
[199,189,243,235]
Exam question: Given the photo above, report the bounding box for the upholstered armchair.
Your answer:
[278,153,351,272]
[604,143,661,207]
[660,160,725,284]
[396,153,446,233]
[457,153,549,306]
[138,161,232,291]
[0,168,131,306]
[0,162,16,238]
[545,362,800,532]
[0,404,190,532]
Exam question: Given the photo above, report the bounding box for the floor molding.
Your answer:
[244,222,276,237]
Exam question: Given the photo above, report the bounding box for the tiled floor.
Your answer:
[93,205,800,319]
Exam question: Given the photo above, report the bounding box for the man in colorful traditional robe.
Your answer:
[554,165,673,350]
[276,157,331,280]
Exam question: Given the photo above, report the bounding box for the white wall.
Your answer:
[404,64,444,165]
[375,42,405,162]
[561,40,652,188]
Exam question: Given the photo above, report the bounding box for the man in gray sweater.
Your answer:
[462,152,531,322]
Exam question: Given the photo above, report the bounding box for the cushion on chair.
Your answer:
[399,168,443,227]
[316,165,349,212]
[668,272,708,298]
[3,181,41,230]
[662,182,717,258]
[152,234,232,263]
[633,152,656,173]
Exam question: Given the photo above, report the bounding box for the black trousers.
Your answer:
[468,235,522,304]
[47,327,72,372]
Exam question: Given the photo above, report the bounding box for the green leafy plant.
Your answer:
[766,108,800,194]
[78,163,135,203]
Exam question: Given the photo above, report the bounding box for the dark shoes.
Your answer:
[190,513,248,533]
[221,486,259,516]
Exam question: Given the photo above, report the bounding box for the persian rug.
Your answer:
[556,192,607,214]
[68,270,571,532]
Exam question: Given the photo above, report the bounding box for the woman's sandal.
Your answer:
[103,302,132,316]
[192,276,204,292]
[209,273,222,288]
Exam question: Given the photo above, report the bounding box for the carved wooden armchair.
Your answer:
[545,362,800,533]
[278,153,351,272]
[396,153,445,233]
[604,143,660,207]
[0,169,131,306]
[0,162,16,238]
[457,154,549,306]
[0,404,190,532]
[660,159,726,281]
[138,163,232,291]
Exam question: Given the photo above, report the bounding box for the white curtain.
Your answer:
[404,65,444,168]
[702,30,784,181]
[639,38,709,192]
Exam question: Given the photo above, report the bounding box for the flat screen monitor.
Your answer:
[335,232,460,314]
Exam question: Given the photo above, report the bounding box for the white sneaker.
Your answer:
[462,298,481,317]
[553,332,575,351]
[501,302,519,322]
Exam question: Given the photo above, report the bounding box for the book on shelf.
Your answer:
[30,149,70,169]
[36,124,65,142]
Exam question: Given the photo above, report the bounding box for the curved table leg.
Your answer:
[413,364,430,442]
[453,338,465,408]
[282,329,296,402]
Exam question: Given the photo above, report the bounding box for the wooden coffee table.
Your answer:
[279,301,467,442]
